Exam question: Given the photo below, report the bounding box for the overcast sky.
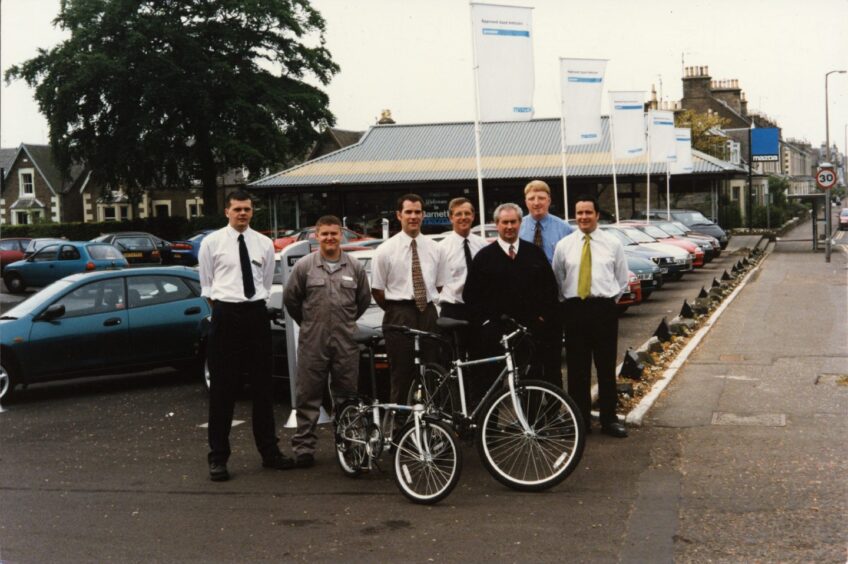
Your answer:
[2,0,848,154]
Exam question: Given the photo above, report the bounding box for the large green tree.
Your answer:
[675,109,731,160]
[6,0,338,213]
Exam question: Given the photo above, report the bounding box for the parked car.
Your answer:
[600,226,687,281]
[168,229,216,266]
[840,208,848,230]
[0,237,32,273]
[273,226,374,252]
[24,238,66,258]
[622,221,706,267]
[625,254,663,299]
[632,209,728,249]
[3,241,128,294]
[0,267,210,401]
[660,221,722,258]
[601,225,693,280]
[91,232,164,265]
[616,271,643,314]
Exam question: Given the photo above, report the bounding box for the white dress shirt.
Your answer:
[437,231,486,305]
[496,237,519,257]
[198,225,275,302]
[552,227,629,301]
[371,231,443,303]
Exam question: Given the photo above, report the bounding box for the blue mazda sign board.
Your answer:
[751,128,780,162]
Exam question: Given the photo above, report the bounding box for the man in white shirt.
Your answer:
[371,194,443,403]
[198,191,294,481]
[552,194,630,438]
[437,197,486,324]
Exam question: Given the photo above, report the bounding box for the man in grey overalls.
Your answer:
[283,215,371,468]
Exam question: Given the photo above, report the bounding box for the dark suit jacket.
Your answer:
[462,239,559,330]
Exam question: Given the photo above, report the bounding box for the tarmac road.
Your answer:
[1,218,844,562]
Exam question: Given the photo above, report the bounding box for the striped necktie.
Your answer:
[410,239,427,312]
[533,220,543,248]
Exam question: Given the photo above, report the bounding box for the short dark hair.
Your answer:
[225,190,253,208]
[448,197,475,216]
[397,193,424,212]
[574,194,599,213]
[315,215,342,229]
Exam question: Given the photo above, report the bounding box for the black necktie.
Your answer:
[238,234,256,299]
[533,220,543,248]
[463,237,472,270]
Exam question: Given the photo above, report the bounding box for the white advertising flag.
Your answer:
[471,3,535,122]
[560,58,607,145]
[671,127,694,174]
[648,110,676,163]
[609,91,646,159]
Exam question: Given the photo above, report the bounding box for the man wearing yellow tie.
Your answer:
[552,195,629,437]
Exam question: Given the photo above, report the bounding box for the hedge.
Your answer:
[0,215,228,242]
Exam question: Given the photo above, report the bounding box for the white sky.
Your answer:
[3,0,848,154]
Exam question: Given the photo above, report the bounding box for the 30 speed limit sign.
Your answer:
[816,169,837,190]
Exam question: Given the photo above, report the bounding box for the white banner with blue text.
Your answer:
[609,91,646,159]
[648,110,677,163]
[471,3,535,122]
[671,128,694,174]
[560,58,607,145]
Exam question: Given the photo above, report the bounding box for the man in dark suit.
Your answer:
[463,202,561,402]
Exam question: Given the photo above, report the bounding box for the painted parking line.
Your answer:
[197,420,245,429]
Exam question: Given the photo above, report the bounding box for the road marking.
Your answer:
[197,420,245,428]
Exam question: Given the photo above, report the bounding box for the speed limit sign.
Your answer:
[816,168,837,190]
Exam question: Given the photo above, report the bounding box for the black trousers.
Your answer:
[563,297,618,426]
[382,301,438,404]
[439,302,470,359]
[207,300,279,464]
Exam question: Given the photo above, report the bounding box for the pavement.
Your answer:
[1,214,846,562]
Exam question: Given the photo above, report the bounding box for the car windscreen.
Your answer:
[602,228,636,246]
[115,237,155,250]
[659,222,686,235]
[88,244,125,260]
[675,211,714,226]
[188,232,209,242]
[640,225,670,239]
[619,227,656,243]
[0,280,73,319]
[841,209,848,217]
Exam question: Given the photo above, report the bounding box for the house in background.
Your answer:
[0,144,86,225]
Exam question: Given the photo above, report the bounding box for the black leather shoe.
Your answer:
[262,454,295,470]
[295,453,315,469]
[209,462,230,482]
[600,421,628,438]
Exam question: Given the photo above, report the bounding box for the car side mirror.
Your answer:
[39,304,66,321]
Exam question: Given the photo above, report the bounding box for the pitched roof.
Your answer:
[1,147,19,178]
[252,117,746,188]
[1,144,86,193]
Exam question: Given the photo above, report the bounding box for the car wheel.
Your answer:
[4,272,25,294]
[0,361,16,403]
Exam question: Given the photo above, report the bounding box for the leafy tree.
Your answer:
[675,109,730,160]
[6,0,338,213]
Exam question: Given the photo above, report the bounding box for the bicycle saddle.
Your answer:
[436,317,469,329]
[354,326,382,344]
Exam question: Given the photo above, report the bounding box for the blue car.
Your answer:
[0,267,211,402]
[168,229,216,266]
[3,241,128,294]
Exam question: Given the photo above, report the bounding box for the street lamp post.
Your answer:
[824,69,846,263]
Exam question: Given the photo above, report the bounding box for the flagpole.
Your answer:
[470,4,486,236]
[559,116,570,221]
[645,121,652,224]
[608,115,621,224]
[666,159,671,221]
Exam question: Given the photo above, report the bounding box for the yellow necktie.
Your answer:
[578,234,592,299]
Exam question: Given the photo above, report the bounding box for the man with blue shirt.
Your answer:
[518,179,571,390]
[519,179,573,264]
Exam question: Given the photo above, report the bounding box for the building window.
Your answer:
[119,206,130,220]
[187,203,202,218]
[153,202,171,217]
[19,169,35,196]
[16,211,28,225]
[104,207,116,222]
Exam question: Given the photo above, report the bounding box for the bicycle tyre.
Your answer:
[477,380,585,492]
[406,363,458,421]
[334,401,368,477]
[393,418,462,505]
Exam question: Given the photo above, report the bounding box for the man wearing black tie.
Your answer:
[437,197,486,323]
[552,195,629,438]
[463,203,560,400]
[199,191,294,481]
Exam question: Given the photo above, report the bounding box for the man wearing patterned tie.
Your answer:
[518,179,573,264]
[552,195,629,438]
[371,194,443,404]
[198,191,294,482]
[463,203,560,401]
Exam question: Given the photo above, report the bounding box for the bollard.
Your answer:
[680,300,695,319]
[711,278,721,289]
[698,286,708,299]
[722,270,732,281]
[654,317,672,342]
[620,349,644,380]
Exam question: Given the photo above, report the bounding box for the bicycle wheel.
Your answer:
[407,363,458,420]
[393,418,462,504]
[477,380,584,492]
[334,401,368,477]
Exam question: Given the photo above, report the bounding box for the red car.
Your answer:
[273,226,374,251]
[623,222,705,267]
[0,238,32,273]
[616,271,643,314]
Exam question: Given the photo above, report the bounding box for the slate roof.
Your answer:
[252,117,747,189]
[1,144,86,193]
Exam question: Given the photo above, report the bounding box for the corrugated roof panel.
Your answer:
[252,118,746,188]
